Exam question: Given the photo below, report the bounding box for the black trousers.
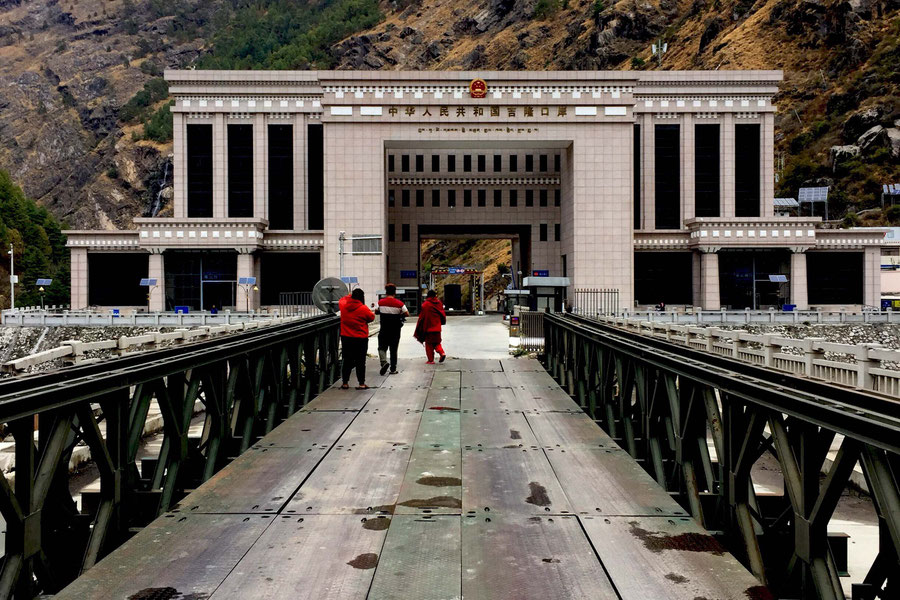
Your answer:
[341,336,368,385]
[378,330,401,370]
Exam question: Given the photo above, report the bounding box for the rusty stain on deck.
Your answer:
[525,482,551,507]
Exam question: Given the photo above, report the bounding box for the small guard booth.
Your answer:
[522,276,570,312]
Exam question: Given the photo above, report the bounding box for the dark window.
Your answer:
[695,124,720,218]
[164,252,237,311]
[539,154,548,172]
[464,155,472,172]
[388,189,396,208]
[268,125,293,229]
[401,189,410,207]
[509,155,518,172]
[634,252,692,305]
[554,154,561,172]
[415,154,424,172]
[554,189,560,207]
[493,189,502,207]
[448,190,456,208]
[89,253,148,306]
[227,124,253,218]
[562,254,567,277]
[432,155,440,172]
[735,124,761,217]
[447,155,456,172]
[307,123,323,229]
[808,252,863,304]
[509,190,518,207]
[416,189,424,207]
[401,154,410,172]
[539,224,548,242]
[464,190,472,207]
[554,223,561,241]
[540,189,548,207]
[526,155,534,172]
[259,253,319,306]
[402,223,410,242]
[654,124,680,230]
[477,155,486,172]
[633,124,641,229]
[526,190,534,207]
[388,223,395,242]
[187,124,213,218]
[719,250,791,309]
[478,189,486,207]
[388,154,395,172]
[432,189,440,207]
[493,155,502,172]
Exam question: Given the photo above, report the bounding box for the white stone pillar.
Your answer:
[864,246,881,307]
[148,251,164,311]
[213,113,227,218]
[790,250,808,310]
[761,113,775,217]
[721,113,736,217]
[172,112,186,219]
[641,113,655,230]
[293,114,307,231]
[681,113,695,223]
[700,250,720,310]
[70,248,88,309]
[253,114,266,220]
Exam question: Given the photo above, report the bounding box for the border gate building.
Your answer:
[66,70,885,312]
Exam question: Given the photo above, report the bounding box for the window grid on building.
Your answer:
[539,224,548,242]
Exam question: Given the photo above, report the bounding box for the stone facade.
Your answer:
[65,70,886,312]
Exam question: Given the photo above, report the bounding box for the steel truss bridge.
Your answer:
[0,313,894,599]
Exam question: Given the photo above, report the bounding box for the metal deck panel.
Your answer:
[452,358,504,371]
[368,515,461,600]
[339,406,424,445]
[461,409,538,448]
[425,387,461,410]
[395,446,462,514]
[461,515,618,600]
[525,411,618,449]
[510,385,582,412]
[210,515,389,600]
[460,387,520,411]
[504,370,562,389]
[546,448,689,517]
[462,371,513,388]
[381,368,435,389]
[173,445,329,514]
[462,448,573,515]
[364,387,429,411]
[582,515,766,599]
[501,358,547,372]
[415,408,460,447]
[54,514,271,599]
[302,387,375,411]
[432,370,462,388]
[255,408,358,448]
[286,441,412,514]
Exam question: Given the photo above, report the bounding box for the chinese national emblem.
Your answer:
[469,79,487,99]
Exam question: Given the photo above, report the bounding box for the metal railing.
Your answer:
[0,314,340,598]
[519,311,545,351]
[278,291,323,318]
[612,308,900,325]
[572,288,619,316]
[1,309,289,327]
[544,313,900,600]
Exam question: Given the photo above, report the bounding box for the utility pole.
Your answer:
[338,231,345,278]
[652,39,667,66]
[8,243,14,310]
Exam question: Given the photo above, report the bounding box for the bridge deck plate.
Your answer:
[461,408,537,448]
[525,411,618,449]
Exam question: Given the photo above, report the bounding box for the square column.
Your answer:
[790,251,808,310]
[700,250,720,310]
[681,113,695,223]
[864,246,881,307]
[253,114,266,220]
[172,113,186,219]
[213,113,227,218]
[149,251,164,311]
[70,248,88,309]
[641,113,655,230]
[692,251,701,308]
[237,251,259,311]
[761,113,775,217]
[293,114,308,231]
[720,113,736,217]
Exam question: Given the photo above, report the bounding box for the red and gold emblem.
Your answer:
[469,78,487,99]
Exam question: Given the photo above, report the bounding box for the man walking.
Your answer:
[338,288,375,389]
[376,283,409,375]
[414,289,447,364]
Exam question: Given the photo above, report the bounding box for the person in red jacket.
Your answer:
[414,289,447,364]
[338,288,375,389]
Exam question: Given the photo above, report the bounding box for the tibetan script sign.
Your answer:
[469,78,487,99]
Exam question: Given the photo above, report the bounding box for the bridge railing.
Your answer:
[543,313,900,600]
[589,307,900,325]
[0,313,340,599]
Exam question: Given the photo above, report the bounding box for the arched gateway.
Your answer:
[67,71,884,313]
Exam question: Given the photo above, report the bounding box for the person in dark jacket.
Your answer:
[376,283,409,375]
[338,288,375,389]
[414,289,447,364]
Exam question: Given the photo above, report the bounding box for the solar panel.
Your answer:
[139,278,158,286]
[773,198,798,207]
[798,187,829,202]
[885,183,900,195]
[238,277,257,285]
[35,278,52,286]
[769,275,788,283]
[340,276,359,284]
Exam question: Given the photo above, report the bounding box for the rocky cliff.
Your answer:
[0,0,898,230]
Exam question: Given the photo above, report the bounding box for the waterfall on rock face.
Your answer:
[150,158,171,217]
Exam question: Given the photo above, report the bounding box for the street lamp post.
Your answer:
[8,243,14,310]
[38,286,44,310]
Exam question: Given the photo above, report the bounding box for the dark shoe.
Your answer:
[439,354,446,363]
[390,370,398,374]
[356,384,369,390]
[380,363,390,376]
[340,383,350,390]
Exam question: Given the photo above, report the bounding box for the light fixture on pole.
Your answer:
[651,39,668,65]
[8,243,15,310]
[238,277,258,312]
[36,279,52,311]
[139,278,158,312]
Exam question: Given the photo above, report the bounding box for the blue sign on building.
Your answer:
[400,270,416,279]
[532,270,549,277]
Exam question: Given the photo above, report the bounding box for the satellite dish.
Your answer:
[312,277,348,313]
